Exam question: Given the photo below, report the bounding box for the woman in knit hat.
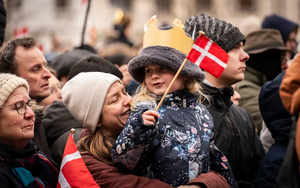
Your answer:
[0,73,58,188]
[62,72,230,188]
[111,22,237,187]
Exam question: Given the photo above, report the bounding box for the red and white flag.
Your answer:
[57,133,100,188]
[13,26,29,38]
[187,35,229,79]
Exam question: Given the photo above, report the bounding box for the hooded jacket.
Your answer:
[201,83,265,188]
[112,89,237,187]
[262,14,298,44]
[256,71,292,188]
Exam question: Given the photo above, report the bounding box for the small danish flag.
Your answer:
[57,133,100,188]
[187,35,229,79]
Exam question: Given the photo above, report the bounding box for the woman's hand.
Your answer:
[142,110,160,125]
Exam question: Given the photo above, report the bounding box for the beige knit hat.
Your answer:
[62,72,121,134]
[0,73,29,108]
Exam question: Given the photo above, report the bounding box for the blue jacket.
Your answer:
[112,89,237,187]
[256,71,292,188]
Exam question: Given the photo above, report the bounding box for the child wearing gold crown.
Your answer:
[111,16,237,188]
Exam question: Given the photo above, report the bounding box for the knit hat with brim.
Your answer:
[243,29,290,54]
[128,46,205,84]
[184,13,245,53]
[62,72,121,134]
[0,73,29,108]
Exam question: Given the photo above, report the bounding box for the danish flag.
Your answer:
[187,35,229,79]
[57,133,100,188]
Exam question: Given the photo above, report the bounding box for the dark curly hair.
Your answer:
[0,36,36,74]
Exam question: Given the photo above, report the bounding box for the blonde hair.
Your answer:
[131,78,210,110]
[77,127,115,165]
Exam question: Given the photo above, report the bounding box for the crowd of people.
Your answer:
[1,0,300,187]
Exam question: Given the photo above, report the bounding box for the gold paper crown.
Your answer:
[143,15,194,55]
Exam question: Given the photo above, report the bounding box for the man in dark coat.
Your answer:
[185,13,265,188]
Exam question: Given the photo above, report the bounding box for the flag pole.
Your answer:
[81,0,92,47]
[70,128,75,139]
[70,128,76,134]
[155,31,205,112]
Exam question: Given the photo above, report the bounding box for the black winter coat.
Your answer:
[202,83,265,188]
[42,101,82,168]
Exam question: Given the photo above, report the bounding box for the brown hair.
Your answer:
[77,127,115,165]
[0,36,36,74]
[131,78,210,110]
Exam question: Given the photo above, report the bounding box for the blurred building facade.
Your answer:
[4,0,300,53]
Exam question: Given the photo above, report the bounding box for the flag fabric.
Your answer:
[187,35,229,79]
[57,133,100,188]
[13,26,29,38]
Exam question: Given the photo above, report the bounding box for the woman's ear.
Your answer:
[97,116,102,127]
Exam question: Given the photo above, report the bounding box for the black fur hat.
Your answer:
[128,45,205,84]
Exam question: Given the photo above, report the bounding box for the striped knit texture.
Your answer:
[184,13,245,53]
[0,73,29,107]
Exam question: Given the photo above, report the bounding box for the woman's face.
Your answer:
[0,87,35,150]
[100,81,132,136]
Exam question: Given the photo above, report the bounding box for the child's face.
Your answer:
[144,65,186,95]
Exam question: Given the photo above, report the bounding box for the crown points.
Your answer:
[143,15,194,54]
[173,18,184,28]
[148,15,157,25]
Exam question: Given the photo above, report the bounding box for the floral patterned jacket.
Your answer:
[111,89,237,187]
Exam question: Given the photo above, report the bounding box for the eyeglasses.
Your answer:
[0,100,37,115]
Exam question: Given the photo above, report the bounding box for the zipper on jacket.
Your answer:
[146,125,171,178]
[161,125,171,142]
[223,101,236,172]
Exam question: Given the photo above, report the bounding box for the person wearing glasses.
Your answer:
[0,36,52,160]
[0,73,58,188]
